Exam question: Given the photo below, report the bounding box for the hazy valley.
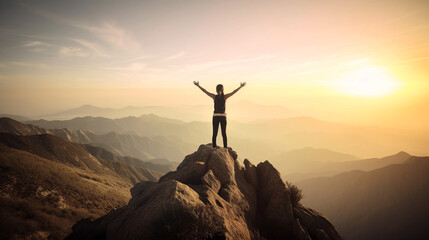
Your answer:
[298,156,429,240]
[15,103,429,160]
[1,104,429,239]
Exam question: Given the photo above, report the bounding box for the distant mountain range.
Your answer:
[0,117,185,169]
[272,148,411,182]
[27,115,206,141]
[272,147,357,173]
[36,101,298,122]
[4,101,429,159]
[297,156,429,240]
[274,147,359,163]
[234,116,429,159]
[0,130,163,239]
[22,113,429,159]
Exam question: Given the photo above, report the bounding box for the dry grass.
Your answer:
[285,181,303,207]
[0,145,133,239]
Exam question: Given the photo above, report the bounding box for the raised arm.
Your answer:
[225,82,246,100]
[194,81,215,99]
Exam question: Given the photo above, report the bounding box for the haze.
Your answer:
[1,0,428,130]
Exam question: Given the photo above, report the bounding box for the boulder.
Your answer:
[67,144,343,240]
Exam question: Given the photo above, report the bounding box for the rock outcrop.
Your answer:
[66,144,342,240]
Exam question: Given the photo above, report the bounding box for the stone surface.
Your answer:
[67,144,343,240]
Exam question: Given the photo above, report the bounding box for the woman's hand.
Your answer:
[193,81,200,86]
[240,82,246,87]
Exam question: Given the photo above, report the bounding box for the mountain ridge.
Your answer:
[0,114,32,123]
[0,132,103,171]
[278,150,411,182]
[24,114,429,159]
[0,132,161,183]
[0,117,182,171]
[297,156,429,240]
[39,101,297,122]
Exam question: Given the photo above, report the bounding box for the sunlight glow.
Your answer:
[335,66,402,97]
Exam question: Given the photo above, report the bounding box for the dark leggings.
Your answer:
[212,116,227,148]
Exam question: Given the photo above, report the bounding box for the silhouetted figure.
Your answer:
[194,81,246,148]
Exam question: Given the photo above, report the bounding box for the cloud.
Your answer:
[161,51,185,62]
[120,55,153,64]
[22,41,47,47]
[21,4,139,50]
[58,47,88,57]
[19,38,100,57]
[76,21,140,51]
[70,38,110,57]
[20,41,52,52]
[76,21,139,49]
[103,62,167,76]
[185,54,277,72]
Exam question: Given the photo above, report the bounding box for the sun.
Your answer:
[335,66,402,97]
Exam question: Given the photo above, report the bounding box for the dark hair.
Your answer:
[216,84,224,95]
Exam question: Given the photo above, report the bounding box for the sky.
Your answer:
[0,0,428,129]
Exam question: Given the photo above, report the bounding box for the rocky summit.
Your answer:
[66,144,342,240]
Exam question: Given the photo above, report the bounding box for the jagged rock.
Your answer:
[255,161,294,239]
[292,218,312,240]
[130,181,157,198]
[67,144,343,240]
[244,159,258,187]
[201,169,221,193]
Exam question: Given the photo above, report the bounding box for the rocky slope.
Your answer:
[0,132,162,239]
[67,144,342,240]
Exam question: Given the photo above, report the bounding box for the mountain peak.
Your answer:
[380,151,412,162]
[80,104,98,108]
[395,151,411,157]
[67,144,342,240]
[71,104,105,111]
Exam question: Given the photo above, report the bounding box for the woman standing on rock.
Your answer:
[194,81,246,148]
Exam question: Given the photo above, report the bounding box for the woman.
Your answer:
[193,81,246,148]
